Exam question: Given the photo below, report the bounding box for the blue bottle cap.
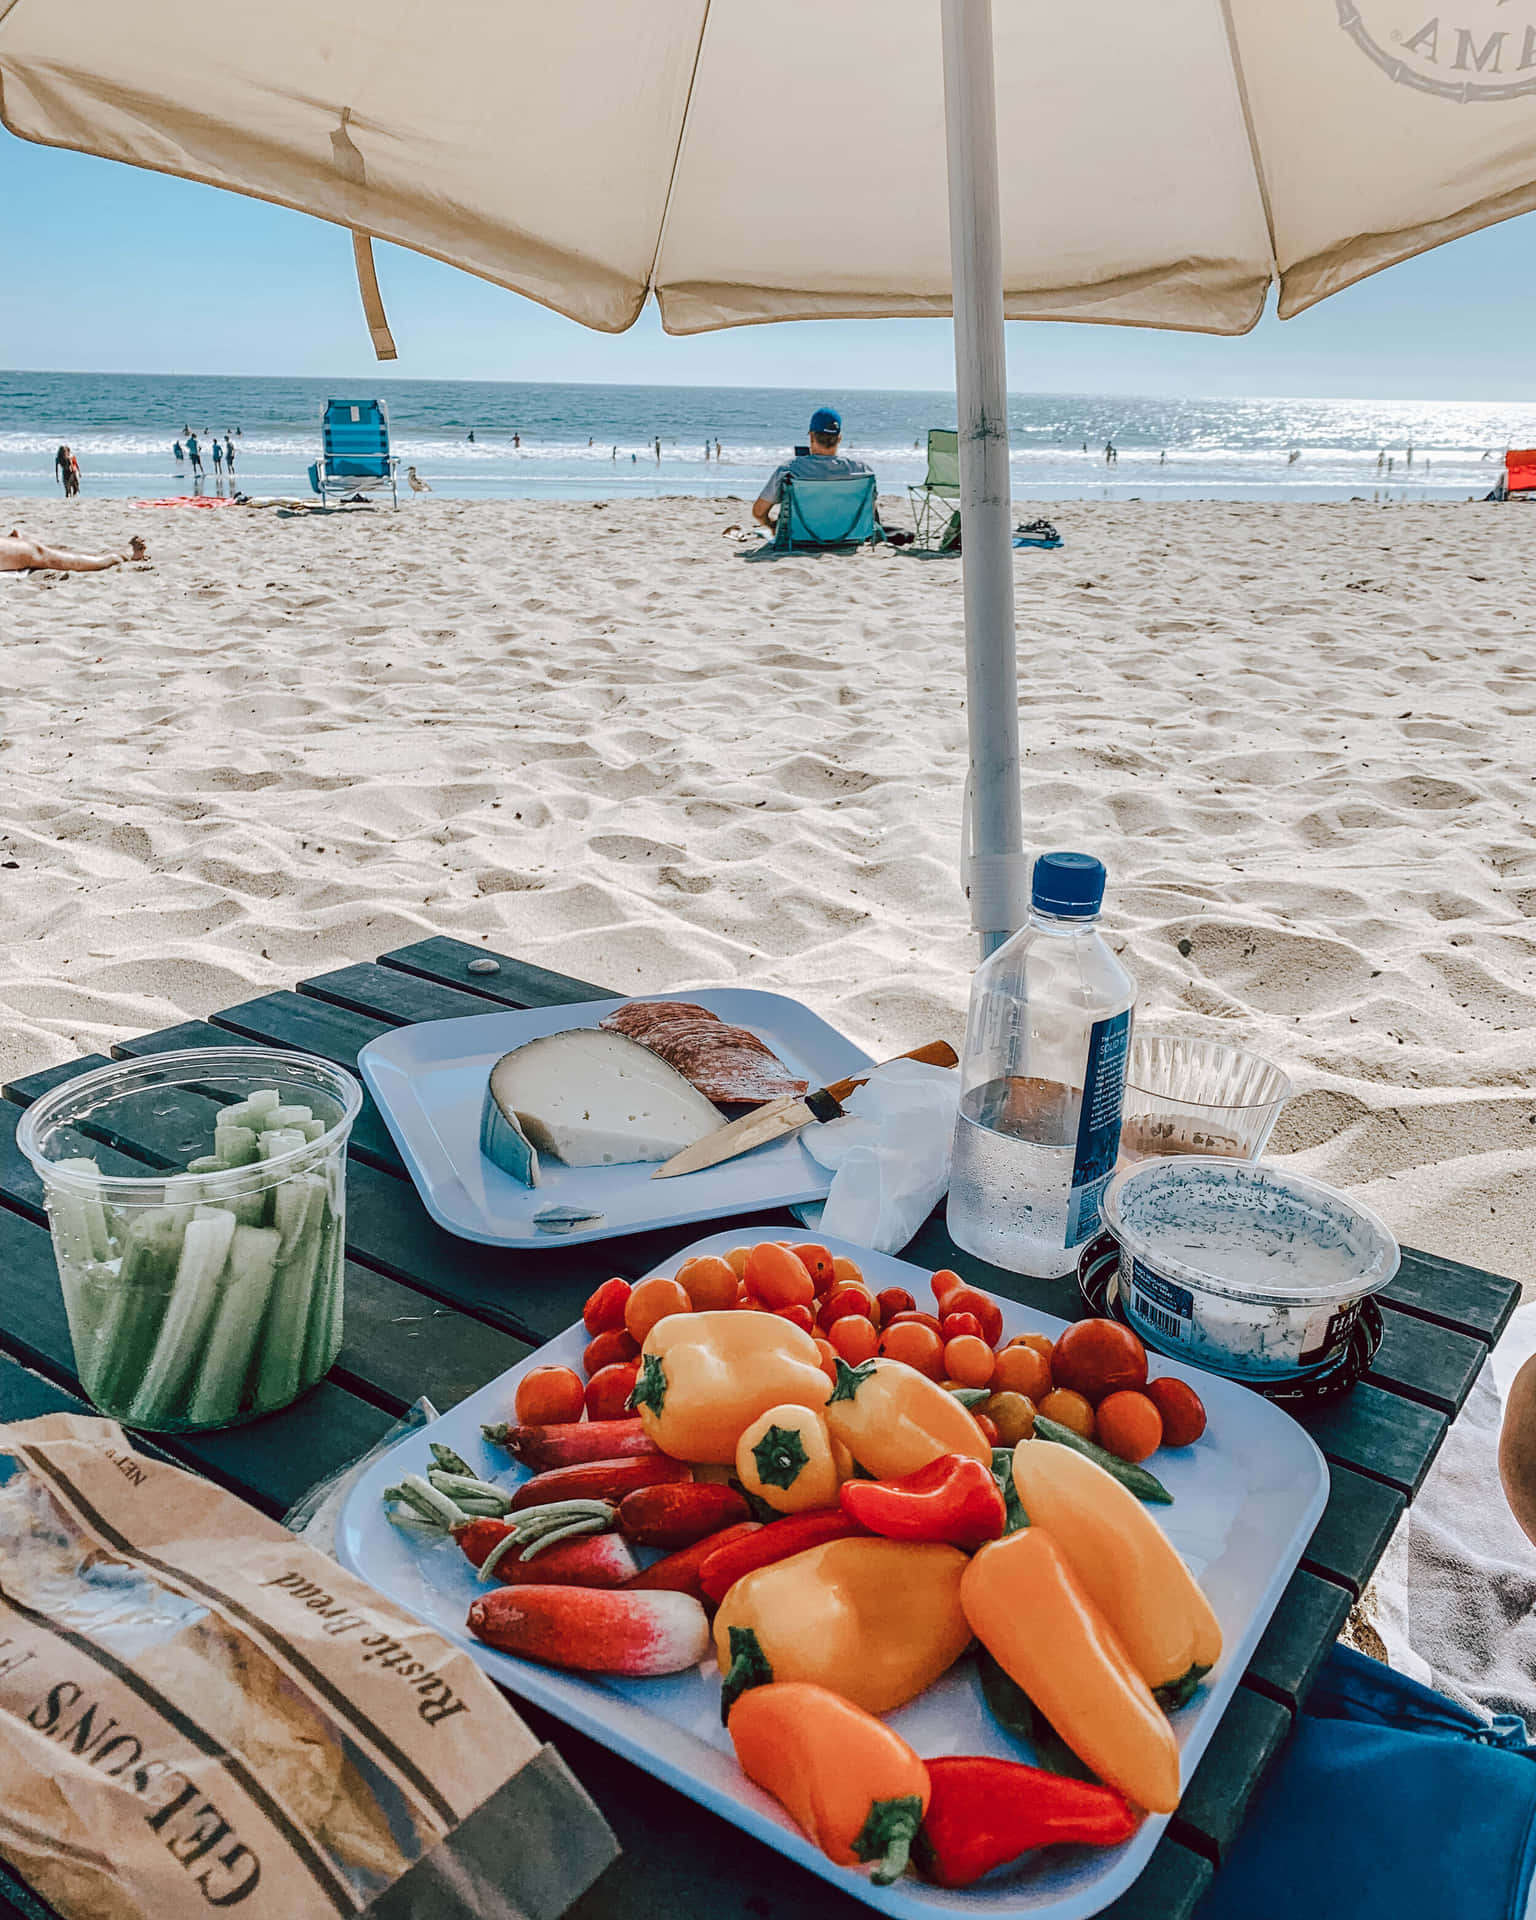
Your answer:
[1031,851,1106,918]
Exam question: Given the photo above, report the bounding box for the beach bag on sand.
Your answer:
[0,1415,617,1920]
[1198,1645,1536,1920]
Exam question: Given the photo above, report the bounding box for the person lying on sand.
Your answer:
[1,530,147,572]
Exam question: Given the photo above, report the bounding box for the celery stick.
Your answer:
[162,1172,207,1209]
[254,1176,326,1408]
[213,1125,259,1168]
[267,1104,312,1129]
[297,1118,325,1143]
[48,1191,97,1275]
[257,1127,305,1164]
[127,1209,237,1426]
[187,1155,225,1175]
[300,1195,344,1385]
[187,1223,280,1426]
[221,1089,280,1128]
[52,1159,114,1261]
[87,1209,185,1412]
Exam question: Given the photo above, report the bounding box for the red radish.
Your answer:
[617,1481,750,1549]
[509,1454,691,1512]
[624,1522,762,1599]
[467,1585,711,1675]
[483,1419,658,1469]
[455,1521,638,1588]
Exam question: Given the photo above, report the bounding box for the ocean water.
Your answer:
[2,368,1531,504]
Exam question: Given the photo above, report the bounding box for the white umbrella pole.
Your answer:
[942,0,1025,959]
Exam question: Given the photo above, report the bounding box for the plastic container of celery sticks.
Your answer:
[18,1048,361,1431]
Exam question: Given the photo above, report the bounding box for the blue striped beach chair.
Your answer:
[308,399,400,508]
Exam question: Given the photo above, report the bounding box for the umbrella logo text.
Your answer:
[1339,1,1536,99]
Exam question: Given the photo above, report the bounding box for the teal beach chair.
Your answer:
[909,428,960,548]
[772,472,884,552]
[308,399,400,508]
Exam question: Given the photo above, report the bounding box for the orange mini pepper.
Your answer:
[822,1357,992,1480]
[630,1311,831,1463]
[736,1404,842,1514]
[962,1528,1182,1814]
[729,1681,930,1885]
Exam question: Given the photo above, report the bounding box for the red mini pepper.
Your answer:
[915,1755,1139,1888]
[839,1452,1006,1550]
[624,1522,762,1599]
[698,1509,867,1606]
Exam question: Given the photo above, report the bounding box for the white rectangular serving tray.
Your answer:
[357,989,872,1248]
[337,1231,1330,1920]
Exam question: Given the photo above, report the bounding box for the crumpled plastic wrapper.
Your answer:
[798,1058,960,1254]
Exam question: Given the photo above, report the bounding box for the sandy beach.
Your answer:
[2,493,1533,1286]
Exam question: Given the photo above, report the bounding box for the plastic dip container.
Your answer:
[1101,1155,1399,1382]
[17,1048,362,1431]
[1119,1036,1292,1166]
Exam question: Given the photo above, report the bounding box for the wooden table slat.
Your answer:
[1170,1687,1292,1865]
[299,961,506,1027]
[378,935,609,1008]
[4,1056,114,1105]
[1365,1305,1487,1414]
[1386,1246,1519,1347]
[1098,1835,1214,1920]
[1300,1462,1407,1597]
[1243,1569,1354,1710]
[1294,1380,1447,1498]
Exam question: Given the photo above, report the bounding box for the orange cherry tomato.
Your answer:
[814,1337,840,1386]
[827,1314,879,1366]
[514,1365,586,1424]
[885,1310,944,1339]
[744,1242,816,1310]
[831,1256,865,1289]
[878,1320,945,1380]
[1010,1332,1056,1365]
[674,1255,740,1312]
[973,1413,1001,1448]
[1146,1376,1207,1447]
[940,1286,1003,1346]
[1095,1390,1164,1464]
[773,1303,817,1335]
[943,1334,997,1389]
[624,1276,693,1345]
[875,1287,915,1323]
[725,1247,751,1278]
[993,1344,1052,1401]
[585,1361,640,1422]
[931,1269,966,1309]
[793,1244,837,1294]
[582,1276,632,1336]
[940,1312,984,1343]
[738,1284,760,1310]
[1038,1387,1096,1440]
[818,1283,876,1330]
[582,1327,639,1376]
[1050,1319,1149,1405]
[981,1391,1037,1446]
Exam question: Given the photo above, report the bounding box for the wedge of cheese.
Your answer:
[481,1027,722,1185]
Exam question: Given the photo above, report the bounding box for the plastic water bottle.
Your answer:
[947,852,1137,1279]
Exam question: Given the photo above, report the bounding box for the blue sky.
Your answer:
[6,130,1536,398]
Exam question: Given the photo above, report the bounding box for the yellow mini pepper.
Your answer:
[822,1357,992,1480]
[714,1536,971,1719]
[737,1404,841,1513]
[631,1311,830,1464]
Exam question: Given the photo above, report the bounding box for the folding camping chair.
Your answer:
[772,472,884,552]
[908,428,961,548]
[1490,449,1536,500]
[308,399,400,508]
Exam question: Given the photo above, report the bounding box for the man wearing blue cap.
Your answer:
[752,407,874,529]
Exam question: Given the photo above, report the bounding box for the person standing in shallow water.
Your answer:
[55,445,80,497]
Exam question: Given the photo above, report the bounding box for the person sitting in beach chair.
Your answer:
[1486,449,1536,502]
[1,529,147,572]
[308,398,400,508]
[753,408,875,527]
[752,407,883,552]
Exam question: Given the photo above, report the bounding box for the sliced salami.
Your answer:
[598,1002,806,1105]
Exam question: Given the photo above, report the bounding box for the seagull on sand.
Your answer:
[406,466,432,493]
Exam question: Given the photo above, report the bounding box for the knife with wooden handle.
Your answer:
[652,1040,959,1178]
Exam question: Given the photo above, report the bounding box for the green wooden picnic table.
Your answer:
[0,936,1518,1920]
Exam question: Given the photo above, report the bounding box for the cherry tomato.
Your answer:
[674,1254,739,1312]
[1050,1320,1149,1404]
[879,1321,945,1380]
[1009,1332,1056,1365]
[738,1284,760,1310]
[814,1338,840,1387]
[1146,1376,1207,1448]
[725,1247,751,1278]
[818,1283,876,1329]
[944,1334,997,1389]
[624,1276,692,1345]
[941,1286,1003,1347]
[793,1244,837,1294]
[993,1344,1052,1401]
[582,1327,639,1376]
[584,1361,639,1421]
[931,1269,965,1309]
[1095,1390,1164,1464]
[515,1365,585,1424]
[827,1314,879,1366]
[981,1391,1037,1446]
[832,1255,866,1289]
[973,1413,1001,1448]
[1038,1387,1096,1439]
[744,1241,816,1310]
[773,1303,817,1335]
[875,1287,916,1323]
[885,1310,944,1338]
[582,1277,631,1336]
[940,1312,985,1343]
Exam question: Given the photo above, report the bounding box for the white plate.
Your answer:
[357,989,871,1247]
[337,1231,1329,1920]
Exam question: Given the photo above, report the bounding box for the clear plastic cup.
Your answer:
[1118,1036,1292,1166]
[17,1048,361,1432]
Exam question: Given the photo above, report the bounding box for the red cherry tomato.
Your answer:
[814,1338,840,1386]
[515,1366,586,1424]
[876,1287,916,1323]
[582,1327,639,1376]
[940,1311,984,1343]
[827,1314,879,1366]
[1146,1376,1207,1447]
[1051,1319,1149,1404]
[744,1241,816,1310]
[582,1276,632,1335]
[973,1413,1001,1448]
[585,1361,640,1422]
[793,1244,838,1294]
[930,1269,966,1309]
[940,1286,1003,1347]
[773,1303,817,1335]
[818,1283,876,1330]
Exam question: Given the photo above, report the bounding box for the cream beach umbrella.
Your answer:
[7,0,1536,947]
